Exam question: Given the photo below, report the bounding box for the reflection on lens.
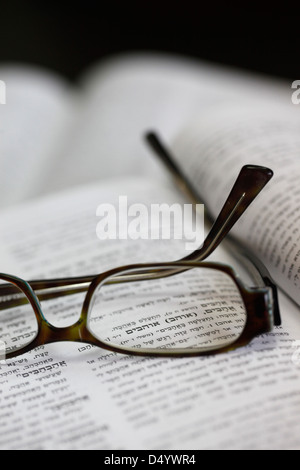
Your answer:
[0,282,38,355]
[88,267,247,353]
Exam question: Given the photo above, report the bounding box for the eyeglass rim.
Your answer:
[0,261,274,360]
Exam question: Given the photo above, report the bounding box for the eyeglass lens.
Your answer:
[88,267,247,353]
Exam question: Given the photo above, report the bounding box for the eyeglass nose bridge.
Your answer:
[30,280,95,338]
[1,274,107,353]
[35,315,95,348]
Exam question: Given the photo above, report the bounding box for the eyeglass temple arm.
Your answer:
[185,164,273,261]
[145,131,273,262]
[145,131,281,326]
[0,276,95,310]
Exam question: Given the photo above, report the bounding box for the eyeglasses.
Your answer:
[0,134,281,360]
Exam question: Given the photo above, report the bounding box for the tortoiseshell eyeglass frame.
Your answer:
[0,132,281,359]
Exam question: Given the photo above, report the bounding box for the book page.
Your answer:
[0,65,75,207]
[1,53,290,207]
[0,53,291,201]
[0,178,300,450]
[41,53,291,195]
[173,101,300,306]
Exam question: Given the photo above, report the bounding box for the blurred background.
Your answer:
[0,1,299,82]
[0,1,299,209]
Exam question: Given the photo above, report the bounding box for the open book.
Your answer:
[0,53,300,450]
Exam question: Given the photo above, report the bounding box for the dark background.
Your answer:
[0,1,299,82]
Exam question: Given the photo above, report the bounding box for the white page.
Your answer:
[0,53,290,206]
[0,52,291,202]
[173,101,300,306]
[41,52,291,195]
[0,65,75,207]
[0,178,300,450]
